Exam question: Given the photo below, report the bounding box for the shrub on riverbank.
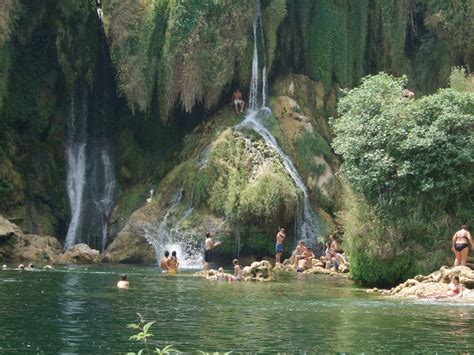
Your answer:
[332,72,474,287]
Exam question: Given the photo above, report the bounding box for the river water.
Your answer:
[1,265,473,353]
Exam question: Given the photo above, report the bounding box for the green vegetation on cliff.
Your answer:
[331,72,474,286]
[0,0,100,235]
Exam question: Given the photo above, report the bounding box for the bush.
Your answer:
[333,73,474,286]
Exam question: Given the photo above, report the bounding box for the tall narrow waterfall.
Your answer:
[65,86,88,250]
[237,0,320,246]
[64,83,116,251]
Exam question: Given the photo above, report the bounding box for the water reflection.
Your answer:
[0,266,473,353]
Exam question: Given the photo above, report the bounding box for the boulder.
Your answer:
[390,266,474,298]
[0,215,63,262]
[304,266,341,276]
[0,215,20,240]
[273,263,295,273]
[103,224,156,264]
[54,244,101,264]
[11,234,64,262]
[242,260,275,281]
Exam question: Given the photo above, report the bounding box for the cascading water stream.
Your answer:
[64,14,117,251]
[65,86,88,250]
[236,0,320,246]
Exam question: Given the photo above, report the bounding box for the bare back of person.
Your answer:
[160,257,169,271]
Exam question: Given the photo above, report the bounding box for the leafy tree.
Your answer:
[331,72,474,286]
[331,72,473,206]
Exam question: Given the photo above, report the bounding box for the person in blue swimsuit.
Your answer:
[275,227,286,265]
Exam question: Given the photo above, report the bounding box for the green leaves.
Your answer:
[331,72,474,205]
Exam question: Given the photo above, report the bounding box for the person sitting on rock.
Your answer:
[117,274,129,289]
[217,267,237,281]
[416,275,462,299]
[291,241,306,266]
[160,250,170,273]
[297,247,315,272]
[167,251,179,274]
[233,259,242,281]
[232,89,245,113]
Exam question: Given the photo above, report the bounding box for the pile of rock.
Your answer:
[54,244,101,264]
[242,260,275,281]
[0,215,104,265]
[369,266,474,299]
[197,260,275,282]
[274,256,349,276]
[0,215,63,263]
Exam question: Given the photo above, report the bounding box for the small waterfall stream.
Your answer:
[64,14,116,251]
[236,0,320,246]
[64,84,116,251]
[64,86,88,250]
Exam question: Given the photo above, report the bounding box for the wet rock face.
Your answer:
[54,243,101,264]
[103,223,156,264]
[0,215,64,262]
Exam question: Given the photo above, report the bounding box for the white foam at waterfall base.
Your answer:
[144,224,203,269]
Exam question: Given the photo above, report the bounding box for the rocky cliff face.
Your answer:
[0,1,471,259]
[106,74,340,263]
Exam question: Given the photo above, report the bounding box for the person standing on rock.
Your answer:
[452,225,473,266]
[275,227,286,265]
[204,232,221,271]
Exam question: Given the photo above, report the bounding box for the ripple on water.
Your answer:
[1,265,474,353]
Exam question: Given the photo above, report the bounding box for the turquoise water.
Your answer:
[1,265,473,353]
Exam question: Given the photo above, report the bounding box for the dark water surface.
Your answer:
[1,265,473,353]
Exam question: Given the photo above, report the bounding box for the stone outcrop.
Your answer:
[198,260,275,282]
[274,256,349,277]
[103,220,156,264]
[241,261,275,281]
[0,215,64,262]
[370,266,474,300]
[54,243,101,264]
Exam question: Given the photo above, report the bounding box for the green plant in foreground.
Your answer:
[127,313,179,355]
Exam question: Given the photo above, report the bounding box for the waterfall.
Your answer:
[65,86,88,249]
[64,83,116,251]
[143,147,211,268]
[236,0,320,246]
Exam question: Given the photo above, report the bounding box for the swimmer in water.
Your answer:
[160,251,170,273]
[167,251,179,274]
[117,274,130,289]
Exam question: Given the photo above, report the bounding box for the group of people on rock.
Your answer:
[289,241,315,272]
